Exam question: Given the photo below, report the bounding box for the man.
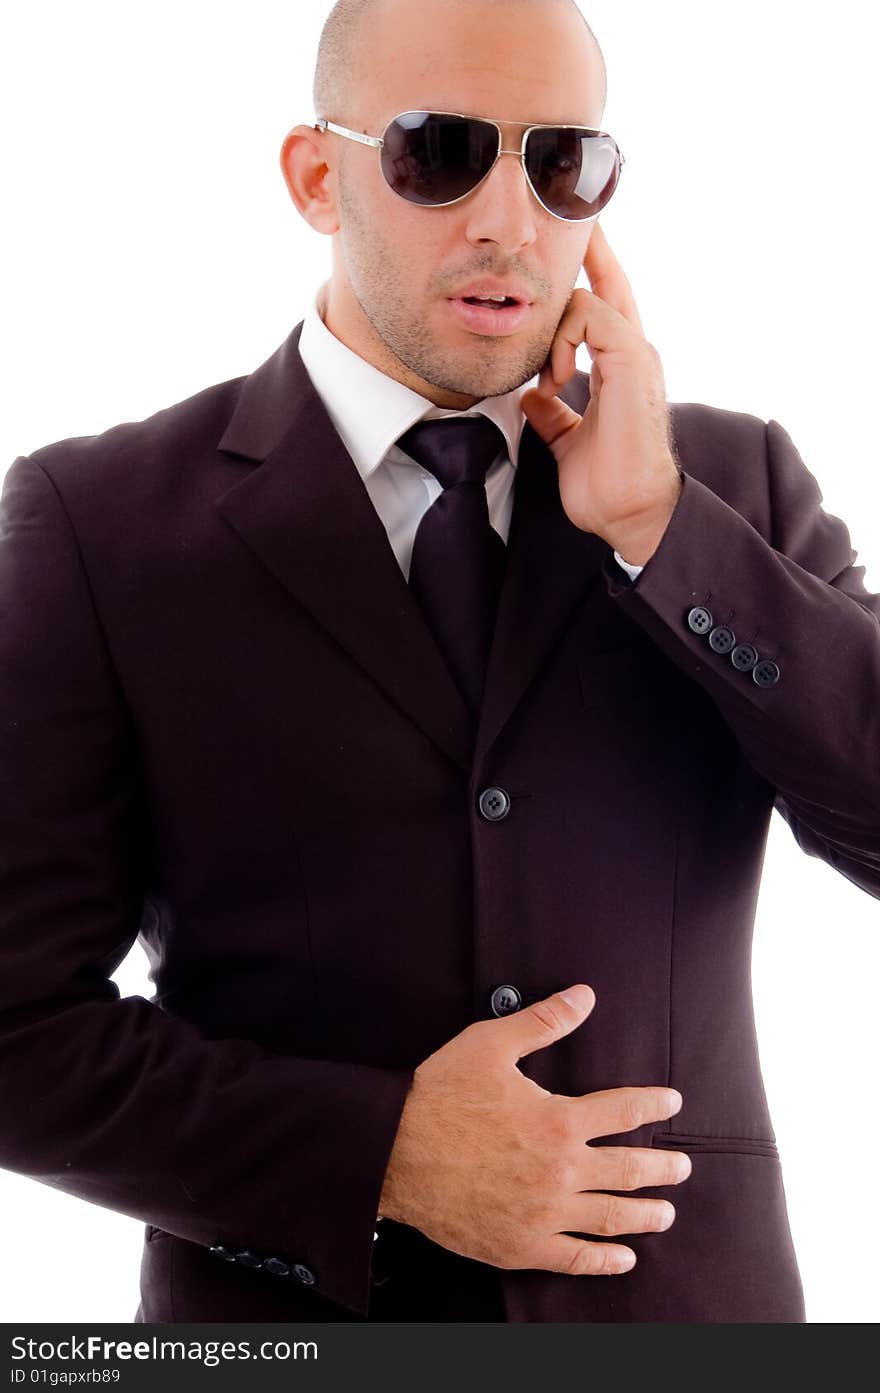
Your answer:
[1,0,877,1324]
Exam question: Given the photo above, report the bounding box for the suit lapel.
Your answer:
[214,322,475,771]
[214,320,609,774]
[476,380,609,765]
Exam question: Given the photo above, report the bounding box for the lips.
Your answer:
[446,297,533,336]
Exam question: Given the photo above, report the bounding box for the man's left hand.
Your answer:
[520,221,683,567]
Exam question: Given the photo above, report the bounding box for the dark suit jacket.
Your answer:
[2,319,878,1323]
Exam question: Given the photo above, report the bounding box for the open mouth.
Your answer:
[460,295,521,309]
[445,296,533,335]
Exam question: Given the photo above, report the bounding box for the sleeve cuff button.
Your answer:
[687,606,713,634]
[752,659,780,687]
[731,643,758,672]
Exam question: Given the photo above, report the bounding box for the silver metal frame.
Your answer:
[314,109,625,222]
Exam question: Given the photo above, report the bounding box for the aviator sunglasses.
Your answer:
[314,109,625,222]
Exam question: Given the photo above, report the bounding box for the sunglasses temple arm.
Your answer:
[315,118,384,149]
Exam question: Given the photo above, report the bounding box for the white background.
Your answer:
[1,0,877,1323]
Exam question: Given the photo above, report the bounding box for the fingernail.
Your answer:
[560,984,592,1011]
[665,1090,682,1115]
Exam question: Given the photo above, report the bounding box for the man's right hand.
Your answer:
[377,984,692,1276]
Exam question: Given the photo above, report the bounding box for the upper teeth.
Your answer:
[474,293,508,301]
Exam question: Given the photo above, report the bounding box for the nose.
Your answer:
[462,147,539,253]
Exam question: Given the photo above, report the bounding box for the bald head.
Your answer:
[284,0,615,409]
[313,0,607,130]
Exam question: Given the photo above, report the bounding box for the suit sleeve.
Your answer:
[599,416,880,899]
[0,453,414,1317]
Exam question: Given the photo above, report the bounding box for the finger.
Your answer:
[549,288,637,386]
[496,985,595,1065]
[589,357,601,403]
[574,1085,683,1142]
[567,1190,676,1236]
[527,1233,636,1276]
[537,359,559,397]
[583,222,645,335]
[579,1145,692,1193]
[519,386,582,449]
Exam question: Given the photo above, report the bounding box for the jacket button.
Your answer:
[731,643,758,672]
[708,625,735,654]
[478,786,511,820]
[490,984,522,1016]
[291,1263,317,1286]
[263,1256,290,1277]
[235,1250,263,1269]
[209,1245,237,1262]
[753,658,780,687]
[687,606,713,635]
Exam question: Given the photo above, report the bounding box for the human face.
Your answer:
[282,0,608,408]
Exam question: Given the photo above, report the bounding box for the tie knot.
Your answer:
[396,416,507,491]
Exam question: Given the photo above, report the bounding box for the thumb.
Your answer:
[503,984,596,1064]
[520,384,582,450]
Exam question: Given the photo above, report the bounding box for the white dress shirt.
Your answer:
[296,280,644,584]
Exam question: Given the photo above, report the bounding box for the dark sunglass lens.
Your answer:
[380,112,498,205]
[526,128,620,219]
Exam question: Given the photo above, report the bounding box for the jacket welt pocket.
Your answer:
[652,1131,779,1158]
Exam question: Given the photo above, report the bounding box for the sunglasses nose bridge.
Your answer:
[492,145,553,218]
[491,146,535,195]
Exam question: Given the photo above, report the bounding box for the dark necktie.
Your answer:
[397,416,508,718]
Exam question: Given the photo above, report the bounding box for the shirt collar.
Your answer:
[297,279,539,482]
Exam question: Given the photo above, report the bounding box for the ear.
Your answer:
[279,124,340,235]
